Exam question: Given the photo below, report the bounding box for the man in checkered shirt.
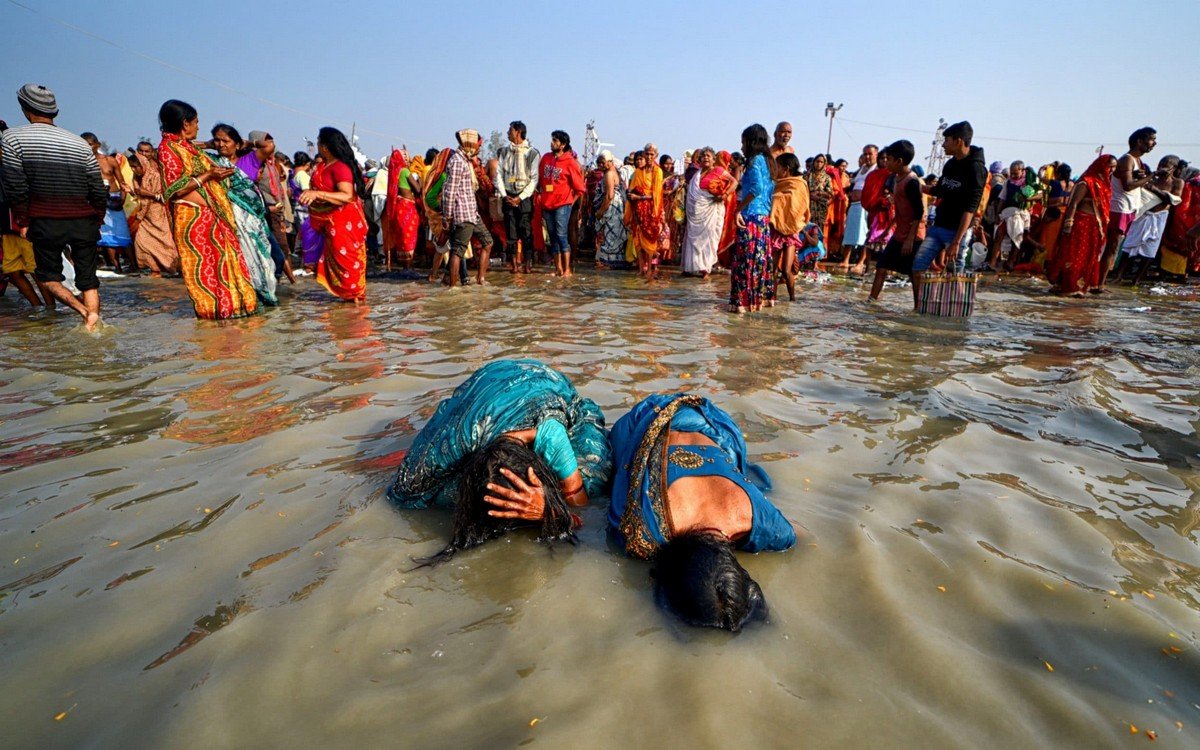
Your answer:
[441,129,493,287]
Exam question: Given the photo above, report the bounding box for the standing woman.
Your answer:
[300,127,369,303]
[659,154,683,263]
[1045,155,1114,297]
[288,152,323,272]
[157,100,258,320]
[681,147,733,278]
[730,124,775,313]
[1038,163,1072,267]
[592,150,628,268]
[624,150,663,277]
[805,154,834,235]
[716,151,739,268]
[209,123,277,306]
[130,140,180,276]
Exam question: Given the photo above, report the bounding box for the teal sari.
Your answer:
[212,154,277,306]
[388,360,613,509]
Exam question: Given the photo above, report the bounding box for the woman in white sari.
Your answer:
[682,148,734,277]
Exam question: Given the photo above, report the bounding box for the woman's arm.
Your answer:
[1060,181,1090,235]
[598,171,615,216]
[301,180,356,207]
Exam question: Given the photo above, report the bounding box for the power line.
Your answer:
[2,0,411,144]
[839,116,1200,149]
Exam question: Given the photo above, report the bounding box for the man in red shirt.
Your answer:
[536,130,585,277]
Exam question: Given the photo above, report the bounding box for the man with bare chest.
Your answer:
[81,132,135,273]
[1097,127,1156,291]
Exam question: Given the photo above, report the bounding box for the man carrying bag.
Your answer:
[911,121,987,316]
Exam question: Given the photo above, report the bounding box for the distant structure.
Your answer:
[926,118,947,176]
[581,120,614,167]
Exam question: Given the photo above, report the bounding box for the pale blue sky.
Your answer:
[3,0,1198,173]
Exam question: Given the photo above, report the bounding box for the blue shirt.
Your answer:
[738,154,774,218]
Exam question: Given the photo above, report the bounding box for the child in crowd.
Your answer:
[768,153,810,301]
[869,140,925,306]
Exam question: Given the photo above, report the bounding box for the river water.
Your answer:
[1,270,1199,748]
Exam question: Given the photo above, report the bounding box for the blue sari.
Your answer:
[388,360,613,509]
[607,393,796,559]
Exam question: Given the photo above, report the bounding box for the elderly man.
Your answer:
[842,144,879,262]
[442,129,493,287]
[1,84,107,330]
[81,131,135,273]
[769,122,794,159]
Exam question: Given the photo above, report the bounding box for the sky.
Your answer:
[2,0,1199,174]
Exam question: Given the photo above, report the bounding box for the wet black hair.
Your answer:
[80,132,98,144]
[551,129,571,150]
[776,152,801,177]
[651,531,767,632]
[882,139,915,166]
[509,120,527,139]
[292,151,312,167]
[413,437,577,567]
[425,147,439,162]
[943,121,973,146]
[1129,127,1156,151]
[317,126,368,200]
[740,123,770,163]
[730,152,745,166]
[158,99,198,134]
[1055,163,1072,180]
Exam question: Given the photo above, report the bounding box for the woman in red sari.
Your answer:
[384,148,420,270]
[300,127,369,303]
[1046,155,1115,296]
[716,151,740,268]
[825,163,848,256]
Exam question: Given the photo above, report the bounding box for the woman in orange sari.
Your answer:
[1046,155,1114,296]
[157,99,258,320]
[300,127,369,303]
[623,150,663,277]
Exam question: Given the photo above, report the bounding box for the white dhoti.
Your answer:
[1122,211,1169,259]
[681,173,725,274]
[843,202,868,246]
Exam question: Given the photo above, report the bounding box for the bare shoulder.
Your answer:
[667,431,717,447]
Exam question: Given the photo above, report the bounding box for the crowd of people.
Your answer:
[2,83,1199,330]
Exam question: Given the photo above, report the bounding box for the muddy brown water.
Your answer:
[1,270,1199,748]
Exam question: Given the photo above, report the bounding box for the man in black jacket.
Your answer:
[911,121,987,310]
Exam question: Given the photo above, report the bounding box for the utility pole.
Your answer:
[824,102,843,155]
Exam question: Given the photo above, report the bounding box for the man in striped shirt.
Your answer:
[0,84,107,330]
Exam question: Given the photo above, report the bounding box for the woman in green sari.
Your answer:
[209,123,277,306]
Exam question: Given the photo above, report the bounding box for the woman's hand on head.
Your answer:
[484,466,545,521]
